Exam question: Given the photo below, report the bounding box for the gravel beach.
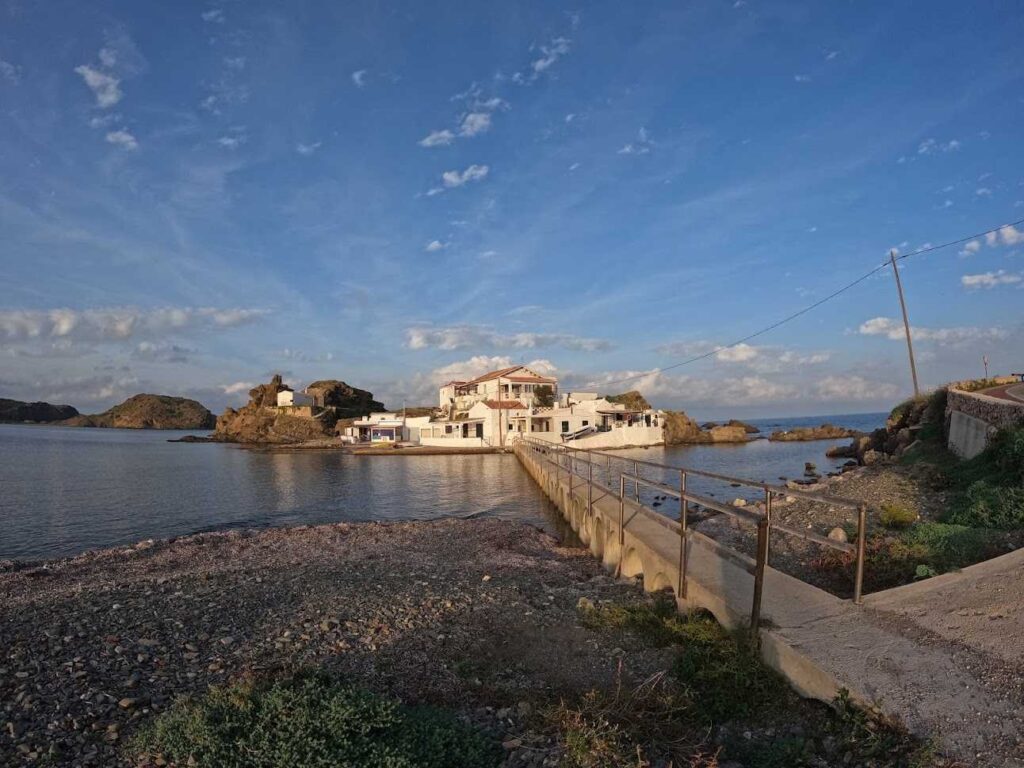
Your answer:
[0,518,669,767]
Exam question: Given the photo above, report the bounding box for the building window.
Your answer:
[582,420,589,427]
[445,425,452,434]
[561,420,569,433]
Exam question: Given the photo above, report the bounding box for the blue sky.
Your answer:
[1,0,1022,419]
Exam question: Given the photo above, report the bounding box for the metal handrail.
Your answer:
[523,435,863,510]
[514,436,869,633]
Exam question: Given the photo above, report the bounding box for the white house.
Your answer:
[340,413,432,444]
[438,365,557,413]
[423,366,664,449]
[276,389,314,407]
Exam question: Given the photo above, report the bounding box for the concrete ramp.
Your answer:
[515,441,1024,766]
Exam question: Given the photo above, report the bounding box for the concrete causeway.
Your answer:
[514,440,1024,767]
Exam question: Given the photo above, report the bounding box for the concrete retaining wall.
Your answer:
[945,388,1024,458]
[420,436,488,448]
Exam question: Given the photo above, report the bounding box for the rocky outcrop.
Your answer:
[769,424,862,442]
[663,410,751,445]
[305,380,384,417]
[727,419,760,434]
[0,398,79,423]
[606,391,651,411]
[212,375,384,443]
[63,395,215,430]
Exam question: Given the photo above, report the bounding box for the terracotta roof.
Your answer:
[442,380,466,387]
[466,365,524,385]
[482,400,527,409]
[505,375,556,383]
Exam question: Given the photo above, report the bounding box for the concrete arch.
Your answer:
[620,546,644,579]
[591,517,606,558]
[645,571,674,594]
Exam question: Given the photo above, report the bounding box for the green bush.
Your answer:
[947,481,1024,530]
[879,503,917,529]
[128,672,499,768]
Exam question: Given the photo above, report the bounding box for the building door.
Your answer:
[475,423,483,438]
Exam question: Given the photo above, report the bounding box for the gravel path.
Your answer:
[0,519,668,767]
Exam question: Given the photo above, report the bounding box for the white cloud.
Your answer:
[0,59,20,84]
[961,270,1022,290]
[531,37,571,75]
[296,141,322,156]
[715,343,759,363]
[105,129,138,150]
[918,138,960,155]
[0,306,269,344]
[74,64,122,108]
[794,74,811,83]
[976,187,992,196]
[419,129,455,147]
[858,316,1008,345]
[825,50,839,60]
[424,240,446,252]
[814,375,899,401]
[351,69,367,88]
[221,381,254,395]
[201,8,225,23]
[132,341,193,363]
[997,224,1024,246]
[405,324,612,352]
[440,164,489,188]
[618,127,654,155]
[217,134,245,149]
[459,112,491,137]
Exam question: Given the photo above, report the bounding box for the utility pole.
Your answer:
[983,355,989,379]
[890,249,920,398]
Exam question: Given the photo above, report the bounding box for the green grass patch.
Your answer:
[127,672,499,768]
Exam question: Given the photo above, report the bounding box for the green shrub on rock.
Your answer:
[129,672,499,768]
[879,503,917,529]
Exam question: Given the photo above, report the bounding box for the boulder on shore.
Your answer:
[663,410,751,445]
[0,398,79,423]
[769,423,862,442]
[62,394,214,430]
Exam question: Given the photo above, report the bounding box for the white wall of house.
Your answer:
[277,390,314,407]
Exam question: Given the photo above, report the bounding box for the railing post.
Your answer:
[750,516,769,642]
[763,488,773,567]
[617,474,625,578]
[588,457,593,519]
[854,504,867,605]
[678,470,688,599]
[633,461,640,503]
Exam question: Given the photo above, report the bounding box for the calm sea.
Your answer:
[0,412,884,562]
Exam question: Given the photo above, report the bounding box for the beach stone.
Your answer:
[827,527,848,544]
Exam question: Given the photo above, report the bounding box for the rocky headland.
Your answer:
[62,394,215,430]
[211,375,384,444]
[0,398,79,424]
[662,410,754,444]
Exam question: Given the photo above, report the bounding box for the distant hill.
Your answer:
[0,398,79,424]
[64,394,215,430]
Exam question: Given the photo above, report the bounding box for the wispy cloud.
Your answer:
[201,8,225,23]
[794,74,811,83]
[424,240,446,252]
[74,64,122,108]
[459,112,491,137]
[351,69,367,88]
[432,164,489,193]
[105,129,138,150]
[858,316,1007,345]
[531,36,571,75]
[296,141,322,156]
[961,270,1022,290]
[618,127,654,155]
[0,59,20,84]
[918,138,960,155]
[0,307,269,344]
[405,324,612,352]
[418,129,455,147]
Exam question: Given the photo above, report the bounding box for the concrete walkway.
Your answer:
[515,444,1024,767]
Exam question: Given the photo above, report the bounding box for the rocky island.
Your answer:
[769,423,862,442]
[0,398,79,424]
[212,375,384,443]
[62,394,216,430]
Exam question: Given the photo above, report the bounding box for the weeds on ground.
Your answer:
[568,596,941,767]
[812,522,1010,592]
[880,503,918,529]
[128,671,500,768]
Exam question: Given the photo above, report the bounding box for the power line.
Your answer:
[600,216,1024,389]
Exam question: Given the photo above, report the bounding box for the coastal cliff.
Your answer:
[63,394,215,430]
[662,410,752,444]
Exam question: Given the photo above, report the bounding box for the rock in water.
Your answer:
[769,424,863,442]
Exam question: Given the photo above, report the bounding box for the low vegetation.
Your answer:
[567,596,935,767]
[129,672,499,768]
[880,502,918,529]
